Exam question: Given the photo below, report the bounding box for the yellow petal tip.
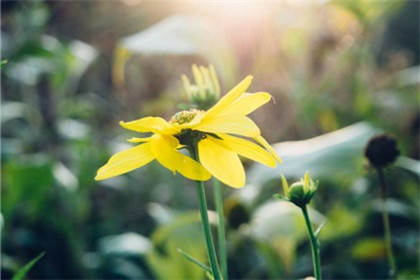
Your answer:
[230,182,245,189]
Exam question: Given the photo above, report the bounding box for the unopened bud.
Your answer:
[281,172,318,208]
[181,64,221,110]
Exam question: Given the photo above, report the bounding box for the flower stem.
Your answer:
[301,205,322,280]
[189,145,222,280]
[195,180,222,280]
[377,167,396,278]
[213,178,228,280]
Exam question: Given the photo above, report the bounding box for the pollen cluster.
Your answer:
[170,109,203,125]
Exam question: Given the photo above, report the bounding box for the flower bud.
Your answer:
[281,173,318,208]
[181,64,221,110]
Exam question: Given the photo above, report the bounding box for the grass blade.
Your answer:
[12,251,45,280]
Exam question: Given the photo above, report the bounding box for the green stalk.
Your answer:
[190,144,222,280]
[195,180,222,280]
[213,178,228,280]
[301,205,322,280]
[377,167,396,278]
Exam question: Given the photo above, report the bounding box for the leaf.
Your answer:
[1,101,41,124]
[177,248,211,272]
[98,232,152,257]
[351,238,386,260]
[12,251,45,280]
[248,200,325,272]
[321,204,363,240]
[147,211,213,280]
[113,15,236,87]
[3,155,54,220]
[120,15,203,55]
[53,161,78,191]
[250,200,325,242]
[396,65,420,87]
[247,122,379,186]
[272,194,285,200]
[371,198,417,219]
[314,221,326,238]
[332,0,403,26]
[395,157,420,176]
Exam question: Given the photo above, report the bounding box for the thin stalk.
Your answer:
[213,178,228,280]
[301,205,322,280]
[195,180,222,280]
[377,167,396,278]
[189,145,222,280]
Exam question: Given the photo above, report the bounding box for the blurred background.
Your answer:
[1,0,419,279]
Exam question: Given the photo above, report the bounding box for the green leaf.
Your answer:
[314,221,326,238]
[396,66,420,87]
[247,122,379,186]
[3,156,54,220]
[272,194,286,201]
[332,0,403,26]
[351,238,386,260]
[322,204,363,240]
[147,210,214,280]
[395,157,420,176]
[12,252,45,280]
[98,232,152,257]
[248,200,325,272]
[113,15,236,88]
[177,248,211,272]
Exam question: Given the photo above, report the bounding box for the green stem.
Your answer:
[301,205,322,280]
[195,181,222,280]
[213,178,228,280]
[189,145,222,280]
[377,167,396,278]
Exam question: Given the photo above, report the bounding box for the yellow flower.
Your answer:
[95,76,281,188]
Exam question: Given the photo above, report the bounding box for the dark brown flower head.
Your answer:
[365,134,400,168]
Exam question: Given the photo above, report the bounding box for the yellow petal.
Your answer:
[204,75,253,119]
[150,134,211,181]
[95,143,154,180]
[193,114,260,138]
[192,64,205,97]
[127,137,152,143]
[218,133,276,167]
[222,92,272,116]
[281,174,289,194]
[198,137,245,188]
[254,135,282,163]
[120,117,179,134]
[209,65,220,98]
[303,172,310,192]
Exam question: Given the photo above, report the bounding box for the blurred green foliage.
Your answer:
[1,0,419,279]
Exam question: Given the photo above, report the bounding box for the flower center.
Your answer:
[170,109,204,125]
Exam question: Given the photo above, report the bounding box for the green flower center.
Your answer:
[170,109,203,125]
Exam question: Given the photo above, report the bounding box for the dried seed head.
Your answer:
[365,134,400,168]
